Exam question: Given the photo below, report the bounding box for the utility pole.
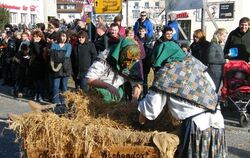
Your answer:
[165,0,168,26]
[201,0,207,31]
[126,0,129,26]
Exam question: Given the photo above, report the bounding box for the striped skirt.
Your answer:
[186,121,227,158]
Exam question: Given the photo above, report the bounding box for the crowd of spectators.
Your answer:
[2,12,249,158]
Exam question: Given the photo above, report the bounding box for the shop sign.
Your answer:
[83,4,92,12]
[196,2,234,21]
[0,4,37,11]
[87,0,93,4]
[219,3,234,19]
[176,12,189,19]
[0,4,20,10]
[23,5,28,11]
[30,5,36,12]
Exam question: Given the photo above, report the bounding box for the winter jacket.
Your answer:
[50,42,72,77]
[207,42,225,92]
[29,40,47,79]
[72,42,97,78]
[134,18,154,38]
[224,27,250,61]
[94,33,108,53]
[207,42,225,65]
[190,40,210,65]
[167,20,179,40]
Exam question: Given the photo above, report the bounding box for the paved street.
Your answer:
[0,80,249,158]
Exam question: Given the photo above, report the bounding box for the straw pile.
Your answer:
[9,91,181,158]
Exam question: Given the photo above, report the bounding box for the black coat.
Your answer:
[72,41,97,78]
[224,27,250,61]
[190,40,210,65]
[94,33,108,53]
[29,40,47,79]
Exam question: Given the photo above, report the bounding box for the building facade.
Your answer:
[0,0,57,27]
[122,0,250,41]
[165,0,250,41]
[122,0,165,27]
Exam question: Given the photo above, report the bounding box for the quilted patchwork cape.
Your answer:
[153,54,218,111]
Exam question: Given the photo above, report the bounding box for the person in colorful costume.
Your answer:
[86,36,144,103]
[138,41,227,158]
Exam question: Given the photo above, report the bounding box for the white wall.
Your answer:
[43,0,57,25]
[177,0,250,41]
[0,0,43,25]
[0,0,57,25]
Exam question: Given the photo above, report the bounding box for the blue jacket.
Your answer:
[134,18,154,38]
[168,20,179,40]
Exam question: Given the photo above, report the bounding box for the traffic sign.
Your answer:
[84,4,92,12]
[94,0,122,14]
[88,0,93,4]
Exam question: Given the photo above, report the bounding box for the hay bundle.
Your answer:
[9,91,180,158]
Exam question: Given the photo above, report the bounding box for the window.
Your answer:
[134,2,139,9]
[10,12,18,24]
[66,4,76,9]
[68,14,75,19]
[145,2,149,9]
[178,20,191,40]
[155,2,159,9]
[132,10,140,19]
[21,13,28,24]
[58,4,65,9]
[153,13,158,18]
[57,4,65,9]
[30,14,36,25]
[161,15,165,20]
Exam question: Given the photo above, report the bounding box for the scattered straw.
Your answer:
[9,91,181,158]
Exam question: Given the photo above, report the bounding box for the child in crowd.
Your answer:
[180,43,191,54]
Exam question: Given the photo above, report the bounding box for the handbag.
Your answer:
[52,50,66,63]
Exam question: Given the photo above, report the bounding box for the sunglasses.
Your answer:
[141,15,146,17]
[78,36,85,39]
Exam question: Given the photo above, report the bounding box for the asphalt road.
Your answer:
[0,80,249,158]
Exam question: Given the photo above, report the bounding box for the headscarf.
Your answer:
[107,38,139,70]
[153,41,186,68]
[107,38,143,81]
[119,44,141,70]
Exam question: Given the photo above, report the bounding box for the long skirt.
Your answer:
[186,121,227,158]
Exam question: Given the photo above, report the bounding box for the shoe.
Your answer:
[34,95,45,102]
[11,89,15,96]
[38,96,46,103]
[17,93,23,98]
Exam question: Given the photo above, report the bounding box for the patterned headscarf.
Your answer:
[107,38,143,81]
[119,44,141,70]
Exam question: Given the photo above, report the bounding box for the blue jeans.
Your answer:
[52,76,69,105]
[79,77,89,92]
